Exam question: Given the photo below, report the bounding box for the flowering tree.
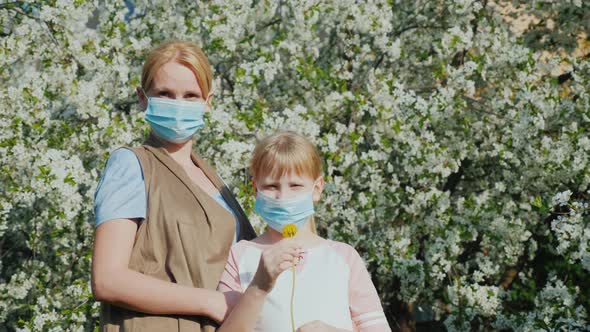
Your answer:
[1,0,589,331]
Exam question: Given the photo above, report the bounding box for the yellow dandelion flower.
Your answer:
[282,224,298,238]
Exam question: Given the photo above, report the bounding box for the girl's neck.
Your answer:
[257,222,325,248]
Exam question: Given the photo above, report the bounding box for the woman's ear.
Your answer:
[252,179,257,195]
[137,87,148,111]
[312,176,324,203]
[205,90,214,112]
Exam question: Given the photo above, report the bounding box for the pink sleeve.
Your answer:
[217,244,243,293]
[347,247,391,332]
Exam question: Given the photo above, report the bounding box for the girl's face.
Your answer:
[255,172,324,202]
[137,61,210,109]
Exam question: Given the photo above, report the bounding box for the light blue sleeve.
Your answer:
[94,148,146,228]
[212,193,240,244]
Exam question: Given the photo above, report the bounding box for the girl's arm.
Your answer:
[217,239,303,332]
[296,321,352,332]
[346,246,391,332]
[91,219,229,322]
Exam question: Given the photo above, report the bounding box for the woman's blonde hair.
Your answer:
[250,131,323,233]
[141,40,213,96]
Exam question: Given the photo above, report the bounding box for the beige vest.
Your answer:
[99,137,256,331]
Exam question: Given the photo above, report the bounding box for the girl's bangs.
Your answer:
[254,146,316,180]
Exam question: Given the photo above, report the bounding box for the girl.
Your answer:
[218,131,391,332]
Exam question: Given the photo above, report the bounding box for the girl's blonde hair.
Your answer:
[141,40,213,97]
[250,131,323,233]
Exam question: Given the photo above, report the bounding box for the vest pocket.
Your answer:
[123,313,179,332]
[175,220,206,288]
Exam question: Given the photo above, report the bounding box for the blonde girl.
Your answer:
[217,131,391,332]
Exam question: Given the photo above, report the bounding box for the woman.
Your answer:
[91,40,256,331]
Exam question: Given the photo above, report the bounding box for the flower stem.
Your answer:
[290,266,296,332]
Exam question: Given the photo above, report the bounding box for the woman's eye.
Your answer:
[186,94,201,99]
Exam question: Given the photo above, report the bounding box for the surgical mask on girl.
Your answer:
[254,189,315,233]
[142,88,208,143]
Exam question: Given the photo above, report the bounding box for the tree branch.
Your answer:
[0,1,28,10]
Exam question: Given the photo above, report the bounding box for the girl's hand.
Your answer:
[296,321,352,332]
[251,238,303,293]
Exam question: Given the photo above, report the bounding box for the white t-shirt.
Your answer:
[218,239,391,332]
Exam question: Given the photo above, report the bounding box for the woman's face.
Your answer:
[138,61,207,110]
[255,172,324,202]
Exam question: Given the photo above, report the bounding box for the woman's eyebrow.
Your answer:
[151,87,171,93]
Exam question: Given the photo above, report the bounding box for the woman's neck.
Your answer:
[167,141,194,167]
[151,133,194,167]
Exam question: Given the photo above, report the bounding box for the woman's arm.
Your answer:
[216,283,269,331]
[91,218,228,322]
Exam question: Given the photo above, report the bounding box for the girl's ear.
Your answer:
[312,176,324,203]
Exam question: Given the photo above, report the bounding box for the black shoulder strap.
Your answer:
[219,186,257,241]
[189,151,257,241]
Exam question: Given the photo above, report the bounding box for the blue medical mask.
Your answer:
[254,189,315,233]
[142,89,208,143]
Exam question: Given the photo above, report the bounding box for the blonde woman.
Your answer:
[217,131,391,332]
[91,40,256,331]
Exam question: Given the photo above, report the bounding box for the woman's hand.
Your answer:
[250,238,304,292]
[296,320,352,332]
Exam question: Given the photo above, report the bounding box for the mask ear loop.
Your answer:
[140,87,150,101]
[203,90,214,112]
[139,87,150,113]
[204,90,214,104]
